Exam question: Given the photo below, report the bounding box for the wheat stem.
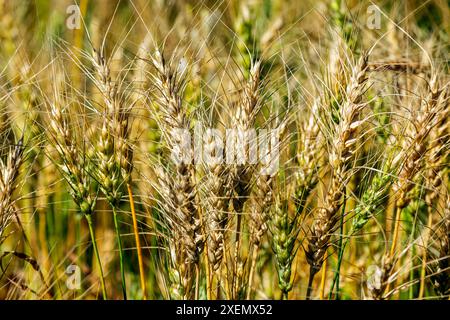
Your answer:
[127,183,146,299]
[232,212,243,298]
[246,243,259,299]
[390,207,402,258]
[320,259,327,300]
[85,214,107,300]
[418,209,433,299]
[112,206,127,300]
[306,268,315,300]
[329,193,347,299]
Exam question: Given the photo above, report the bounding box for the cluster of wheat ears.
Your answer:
[0,0,449,300]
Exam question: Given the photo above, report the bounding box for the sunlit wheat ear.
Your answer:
[392,76,446,211]
[367,238,421,300]
[425,87,449,208]
[230,60,262,213]
[150,50,203,300]
[91,49,133,205]
[47,93,96,216]
[44,72,108,298]
[367,253,395,300]
[249,119,288,247]
[366,73,448,301]
[228,59,263,298]
[0,136,24,243]
[91,47,137,299]
[204,136,234,273]
[249,173,273,248]
[388,75,447,264]
[295,98,324,212]
[420,88,449,299]
[305,53,369,297]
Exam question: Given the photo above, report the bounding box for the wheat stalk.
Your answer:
[379,74,446,299]
[91,48,135,299]
[45,71,107,299]
[390,75,446,257]
[229,60,263,298]
[295,98,324,214]
[305,54,369,298]
[151,50,204,300]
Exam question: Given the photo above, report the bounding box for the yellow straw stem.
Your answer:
[320,258,327,300]
[419,210,433,299]
[246,244,259,299]
[386,207,402,296]
[127,183,147,300]
[390,207,402,258]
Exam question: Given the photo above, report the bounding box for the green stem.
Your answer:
[112,205,127,300]
[76,214,82,264]
[85,214,108,300]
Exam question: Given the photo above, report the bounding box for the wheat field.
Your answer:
[0,0,449,300]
